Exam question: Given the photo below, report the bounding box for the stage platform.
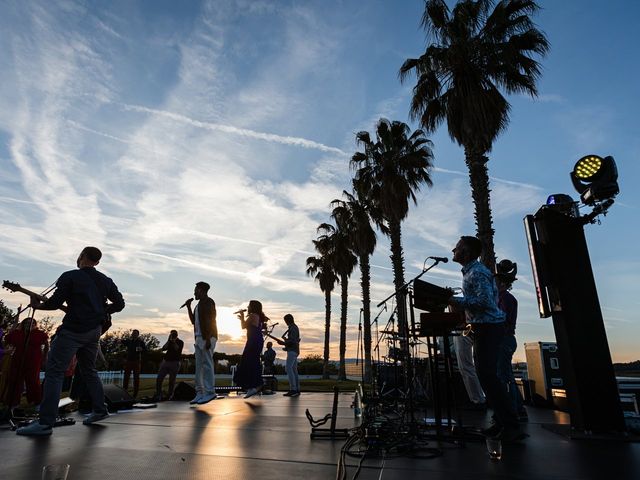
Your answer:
[1,392,639,479]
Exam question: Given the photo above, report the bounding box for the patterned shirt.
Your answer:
[452,260,505,324]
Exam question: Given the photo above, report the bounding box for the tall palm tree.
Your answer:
[399,0,549,270]
[306,242,338,379]
[351,118,434,340]
[330,190,383,383]
[317,223,357,381]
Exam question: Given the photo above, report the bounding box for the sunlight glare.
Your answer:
[217,307,245,340]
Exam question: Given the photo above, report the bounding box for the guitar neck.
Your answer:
[266,333,283,343]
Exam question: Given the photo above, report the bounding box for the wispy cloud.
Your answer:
[119,102,348,156]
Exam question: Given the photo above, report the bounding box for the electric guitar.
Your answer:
[2,280,68,313]
[265,332,289,351]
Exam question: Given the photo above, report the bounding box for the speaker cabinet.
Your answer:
[172,381,196,401]
[103,384,135,412]
[525,342,564,406]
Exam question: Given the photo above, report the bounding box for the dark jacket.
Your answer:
[196,297,218,340]
[41,267,125,333]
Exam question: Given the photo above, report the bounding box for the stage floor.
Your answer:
[1,392,639,479]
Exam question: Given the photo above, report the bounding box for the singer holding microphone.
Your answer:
[182,281,218,405]
[233,300,267,398]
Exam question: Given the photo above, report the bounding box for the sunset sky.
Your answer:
[1,1,638,362]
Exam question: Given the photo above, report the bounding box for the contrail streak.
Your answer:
[120,102,348,156]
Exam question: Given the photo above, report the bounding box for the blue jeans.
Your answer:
[497,334,525,414]
[286,351,299,392]
[40,326,107,426]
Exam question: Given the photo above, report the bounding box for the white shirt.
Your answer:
[194,304,201,338]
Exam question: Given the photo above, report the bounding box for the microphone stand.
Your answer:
[375,258,446,430]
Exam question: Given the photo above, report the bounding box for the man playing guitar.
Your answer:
[14,246,125,436]
[267,314,300,397]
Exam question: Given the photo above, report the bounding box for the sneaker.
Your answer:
[244,388,258,399]
[190,394,203,405]
[283,391,293,397]
[289,391,300,397]
[197,393,218,404]
[82,411,110,425]
[16,421,53,436]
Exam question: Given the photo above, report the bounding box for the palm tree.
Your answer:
[330,190,383,382]
[317,223,357,381]
[306,246,338,379]
[351,118,434,340]
[399,0,549,270]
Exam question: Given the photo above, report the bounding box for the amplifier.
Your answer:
[525,342,564,406]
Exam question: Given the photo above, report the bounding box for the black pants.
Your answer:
[473,323,518,429]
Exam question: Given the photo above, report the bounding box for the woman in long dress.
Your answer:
[234,300,266,398]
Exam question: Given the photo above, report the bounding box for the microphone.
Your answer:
[428,256,449,264]
[233,309,247,315]
[179,298,193,309]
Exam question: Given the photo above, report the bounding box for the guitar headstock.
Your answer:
[2,280,21,292]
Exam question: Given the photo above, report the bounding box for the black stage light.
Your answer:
[546,193,579,217]
[570,155,619,206]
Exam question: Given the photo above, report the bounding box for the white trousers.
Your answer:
[194,336,216,395]
[286,351,300,392]
[454,335,485,404]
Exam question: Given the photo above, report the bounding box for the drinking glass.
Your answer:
[41,464,70,480]
[486,437,502,460]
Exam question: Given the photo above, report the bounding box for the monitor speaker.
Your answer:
[103,384,136,412]
[172,381,196,401]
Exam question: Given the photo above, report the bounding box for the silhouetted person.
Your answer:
[448,236,522,442]
[272,314,300,397]
[262,342,276,375]
[155,330,184,400]
[184,281,218,404]
[495,260,527,421]
[18,246,124,436]
[4,318,48,408]
[234,300,266,398]
[122,329,146,399]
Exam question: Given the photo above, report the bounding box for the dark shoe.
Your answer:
[498,426,528,443]
[481,423,502,437]
[16,421,53,436]
[289,391,300,397]
[83,411,109,425]
[283,391,294,397]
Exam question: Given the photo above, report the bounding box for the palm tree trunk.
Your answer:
[338,274,348,381]
[360,254,373,383]
[464,148,497,272]
[322,289,332,379]
[388,220,408,338]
